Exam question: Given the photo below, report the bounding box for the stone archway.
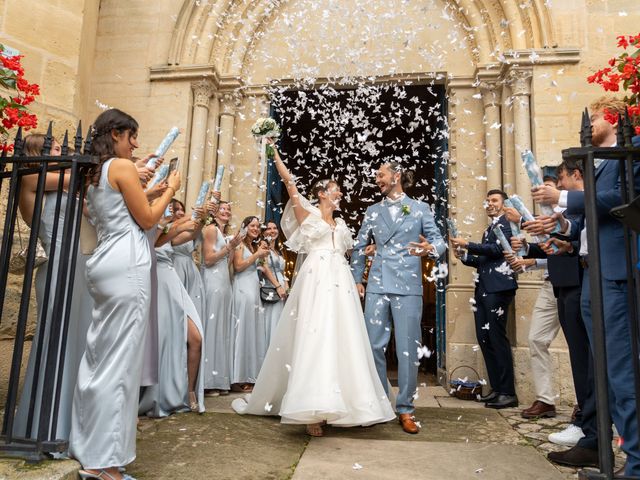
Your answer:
[151,0,580,397]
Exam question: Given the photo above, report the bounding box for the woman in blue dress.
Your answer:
[260,221,289,346]
[230,216,270,392]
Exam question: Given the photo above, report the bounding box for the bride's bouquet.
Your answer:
[251,117,280,159]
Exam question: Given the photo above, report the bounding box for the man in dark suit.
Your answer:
[510,159,598,464]
[532,96,640,476]
[451,189,518,409]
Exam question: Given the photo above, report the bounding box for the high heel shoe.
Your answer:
[79,469,137,480]
[189,391,199,413]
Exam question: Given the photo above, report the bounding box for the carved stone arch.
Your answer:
[167,0,557,75]
[226,0,487,76]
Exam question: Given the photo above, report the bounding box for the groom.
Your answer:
[351,162,446,434]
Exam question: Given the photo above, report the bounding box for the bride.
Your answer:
[232,140,395,436]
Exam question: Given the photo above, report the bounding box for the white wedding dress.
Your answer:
[231,198,395,426]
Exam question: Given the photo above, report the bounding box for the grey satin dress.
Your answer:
[140,227,159,387]
[231,245,267,384]
[69,159,151,469]
[200,226,233,390]
[14,191,93,442]
[138,243,205,417]
[172,240,206,320]
[263,250,287,346]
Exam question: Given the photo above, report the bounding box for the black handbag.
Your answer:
[259,253,281,303]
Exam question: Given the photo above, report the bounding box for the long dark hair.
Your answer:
[89,108,139,185]
[263,220,284,256]
[385,161,414,190]
[241,216,260,252]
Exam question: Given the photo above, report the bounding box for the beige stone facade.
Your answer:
[2,0,640,404]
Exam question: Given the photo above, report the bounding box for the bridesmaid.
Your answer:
[69,108,179,480]
[231,216,270,392]
[200,202,241,395]
[171,199,206,320]
[15,133,94,443]
[138,206,205,417]
[260,221,289,345]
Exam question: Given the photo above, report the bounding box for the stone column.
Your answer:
[501,83,516,196]
[509,68,534,209]
[203,93,221,182]
[480,81,502,191]
[186,80,214,208]
[216,94,239,200]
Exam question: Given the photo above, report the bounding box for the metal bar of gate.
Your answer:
[50,162,85,441]
[38,158,81,448]
[3,156,49,445]
[618,124,640,452]
[0,161,23,438]
[583,146,615,478]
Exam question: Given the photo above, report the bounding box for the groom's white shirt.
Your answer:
[385,193,405,222]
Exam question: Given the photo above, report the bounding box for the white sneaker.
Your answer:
[548,424,585,446]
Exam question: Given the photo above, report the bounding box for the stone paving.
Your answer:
[498,404,627,479]
[0,344,628,479]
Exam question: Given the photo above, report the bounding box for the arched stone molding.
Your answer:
[166,0,558,76]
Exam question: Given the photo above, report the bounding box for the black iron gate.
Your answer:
[563,110,640,480]
[0,123,95,461]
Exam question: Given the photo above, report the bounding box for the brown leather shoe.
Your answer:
[398,413,419,434]
[521,400,556,419]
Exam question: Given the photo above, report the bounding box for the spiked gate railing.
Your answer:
[563,110,640,480]
[0,122,96,461]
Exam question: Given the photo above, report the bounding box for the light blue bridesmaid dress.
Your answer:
[231,245,267,384]
[200,226,233,390]
[138,242,205,417]
[69,159,151,469]
[263,250,286,346]
[172,239,206,320]
[140,227,159,387]
[14,190,93,442]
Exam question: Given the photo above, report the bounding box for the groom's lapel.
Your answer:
[377,201,393,231]
[387,197,412,239]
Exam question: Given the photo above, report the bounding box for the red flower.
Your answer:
[0,143,14,153]
[618,36,630,49]
[609,57,616,67]
[603,109,618,125]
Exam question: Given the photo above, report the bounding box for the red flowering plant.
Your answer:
[588,34,640,134]
[0,43,40,153]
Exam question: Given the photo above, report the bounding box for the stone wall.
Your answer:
[0,0,100,337]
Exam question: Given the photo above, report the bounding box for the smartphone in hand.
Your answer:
[168,157,179,175]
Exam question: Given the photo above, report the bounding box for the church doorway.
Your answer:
[264,81,449,379]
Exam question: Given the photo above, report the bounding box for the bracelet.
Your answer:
[274,284,282,289]
[166,186,176,195]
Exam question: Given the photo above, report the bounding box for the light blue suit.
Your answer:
[351,196,445,413]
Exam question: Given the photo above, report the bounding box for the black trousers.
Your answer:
[474,286,516,396]
[556,285,598,450]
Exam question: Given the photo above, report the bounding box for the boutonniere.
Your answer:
[401,204,411,216]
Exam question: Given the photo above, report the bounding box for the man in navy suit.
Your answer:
[511,160,598,462]
[533,96,640,476]
[451,190,518,409]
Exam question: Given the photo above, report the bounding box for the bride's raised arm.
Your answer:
[269,139,310,226]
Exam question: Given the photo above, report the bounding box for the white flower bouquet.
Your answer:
[251,117,280,159]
